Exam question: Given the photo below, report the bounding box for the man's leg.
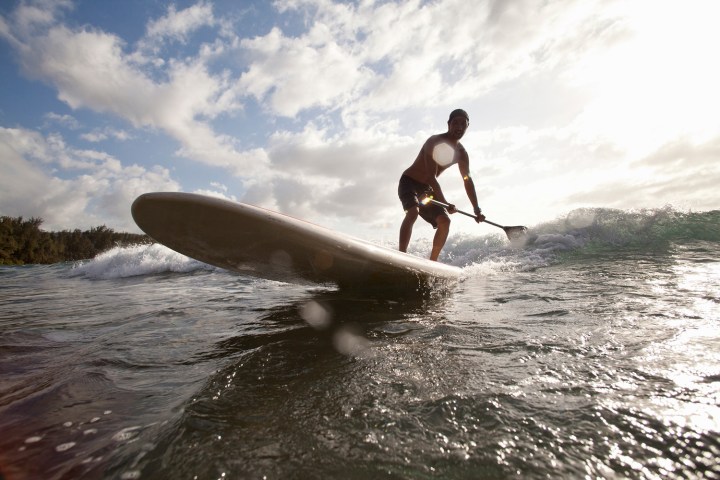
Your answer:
[399,207,419,252]
[430,214,450,261]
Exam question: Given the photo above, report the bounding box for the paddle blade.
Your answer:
[503,226,528,241]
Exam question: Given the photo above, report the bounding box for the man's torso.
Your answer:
[402,133,465,184]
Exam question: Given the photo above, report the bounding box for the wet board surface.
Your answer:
[131,192,461,289]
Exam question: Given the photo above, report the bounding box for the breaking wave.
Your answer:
[70,207,719,281]
[445,207,720,272]
[70,243,211,280]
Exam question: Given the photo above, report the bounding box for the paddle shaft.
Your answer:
[425,198,505,229]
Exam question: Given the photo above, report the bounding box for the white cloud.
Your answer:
[6,12,266,175]
[191,189,238,202]
[145,1,215,43]
[595,135,720,212]
[43,112,80,129]
[564,2,720,158]
[80,127,132,143]
[266,123,418,207]
[237,26,369,117]
[240,0,627,122]
[1,0,719,239]
[146,0,720,229]
[7,0,72,38]
[20,25,158,119]
[0,127,179,231]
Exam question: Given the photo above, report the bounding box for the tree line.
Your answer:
[0,216,152,265]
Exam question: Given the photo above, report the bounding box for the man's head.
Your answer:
[447,108,469,140]
[448,109,469,123]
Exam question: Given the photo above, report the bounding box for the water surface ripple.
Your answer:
[1,234,719,479]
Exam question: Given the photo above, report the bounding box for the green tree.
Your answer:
[0,216,152,265]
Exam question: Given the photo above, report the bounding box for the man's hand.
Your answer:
[446,203,457,214]
[474,206,485,223]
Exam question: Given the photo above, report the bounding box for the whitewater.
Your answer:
[1,207,719,479]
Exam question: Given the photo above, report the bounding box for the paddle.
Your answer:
[423,198,528,241]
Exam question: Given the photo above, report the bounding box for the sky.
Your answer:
[1,0,719,242]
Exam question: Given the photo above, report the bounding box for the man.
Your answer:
[398,108,485,261]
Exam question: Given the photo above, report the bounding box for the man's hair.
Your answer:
[448,109,469,122]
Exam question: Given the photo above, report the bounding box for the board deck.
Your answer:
[131,192,461,289]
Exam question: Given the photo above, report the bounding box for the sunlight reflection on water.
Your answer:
[2,241,719,478]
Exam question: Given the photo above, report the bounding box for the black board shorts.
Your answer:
[397,174,446,229]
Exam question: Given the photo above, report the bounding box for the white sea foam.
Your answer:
[444,206,707,275]
[443,231,564,275]
[70,244,212,280]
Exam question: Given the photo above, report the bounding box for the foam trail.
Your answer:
[444,207,720,277]
[70,244,211,280]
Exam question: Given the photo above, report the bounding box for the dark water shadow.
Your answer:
[114,289,454,479]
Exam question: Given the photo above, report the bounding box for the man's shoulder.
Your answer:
[420,134,441,154]
[424,133,450,147]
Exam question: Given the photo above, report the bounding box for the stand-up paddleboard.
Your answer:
[131,192,461,289]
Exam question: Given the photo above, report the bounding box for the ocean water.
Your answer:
[1,207,719,479]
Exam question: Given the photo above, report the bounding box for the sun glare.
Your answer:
[569,1,720,156]
[433,142,455,167]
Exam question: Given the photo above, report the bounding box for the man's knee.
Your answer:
[436,214,450,229]
[404,207,419,220]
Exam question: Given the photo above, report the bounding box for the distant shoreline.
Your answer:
[1,216,152,265]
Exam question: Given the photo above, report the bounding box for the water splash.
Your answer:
[70,244,211,280]
[532,207,720,250]
[70,207,718,281]
[443,207,720,274]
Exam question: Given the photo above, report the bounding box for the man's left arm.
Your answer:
[458,154,485,223]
